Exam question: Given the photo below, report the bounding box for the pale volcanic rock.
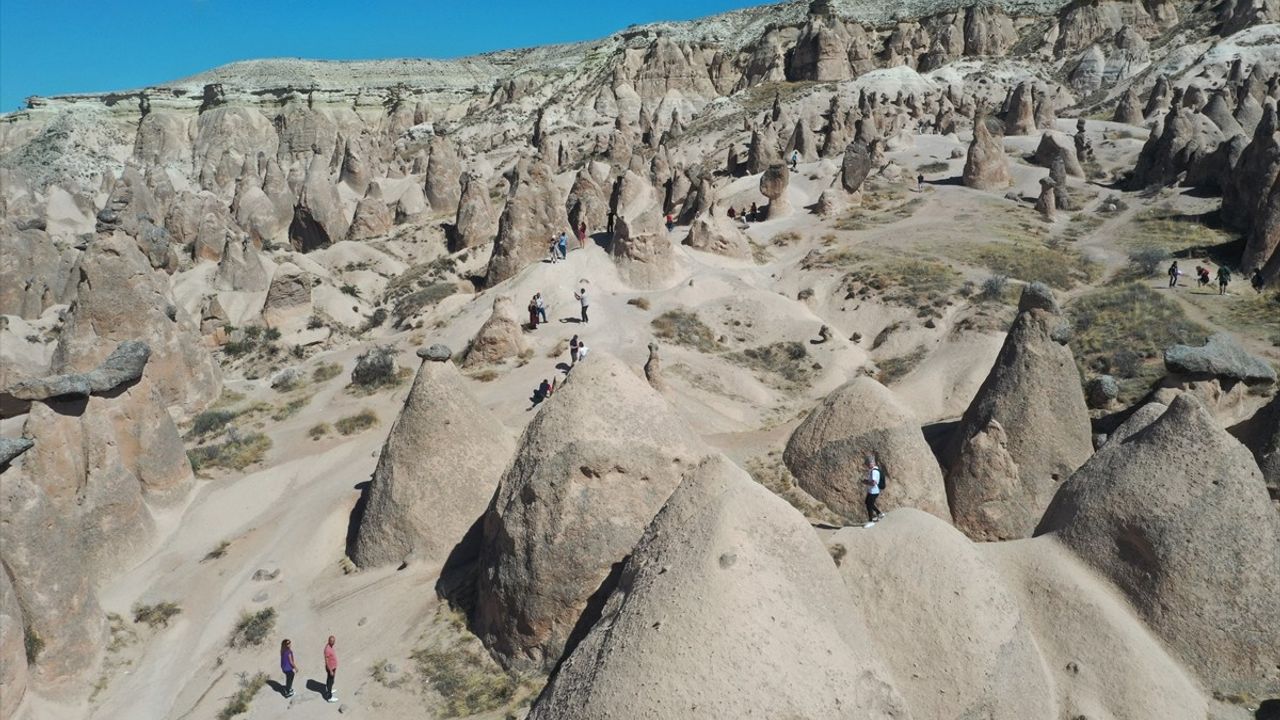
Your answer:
[462,295,528,368]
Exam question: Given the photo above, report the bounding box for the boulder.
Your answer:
[1163,332,1277,384]
[1033,132,1084,177]
[963,114,1010,190]
[526,456,908,719]
[783,377,950,521]
[760,163,791,218]
[841,140,872,194]
[473,352,709,672]
[827,510,1054,720]
[417,343,453,362]
[0,436,33,467]
[262,262,315,331]
[1085,374,1119,408]
[1034,177,1056,221]
[5,340,149,401]
[351,357,515,567]
[945,284,1092,540]
[347,185,393,241]
[1036,395,1280,698]
[462,295,527,368]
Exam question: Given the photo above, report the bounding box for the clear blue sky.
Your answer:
[0,0,763,112]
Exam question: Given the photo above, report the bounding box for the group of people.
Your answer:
[279,635,339,703]
[1169,260,1264,294]
[535,334,589,402]
[726,202,764,224]
[527,286,590,329]
[547,222,591,263]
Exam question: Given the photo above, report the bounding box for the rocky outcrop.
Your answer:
[213,235,269,292]
[1131,107,1226,187]
[261,262,315,331]
[745,125,781,175]
[425,134,462,214]
[350,352,515,567]
[643,341,666,392]
[52,232,220,417]
[486,160,564,285]
[5,340,149,401]
[0,569,27,719]
[527,456,908,719]
[462,295,527,367]
[784,377,949,521]
[1033,132,1084,177]
[473,352,708,672]
[1002,82,1036,136]
[841,140,872,194]
[760,163,791,218]
[963,114,1010,190]
[1114,85,1145,125]
[683,199,751,258]
[288,153,349,252]
[347,184,393,241]
[609,171,676,288]
[451,172,495,251]
[1035,177,1057,221]
[1163,332,1277,384]
[1037,396,1280,698]
[945,284,1092,540]
[565,164,608,239]
[1230,393,1279,495]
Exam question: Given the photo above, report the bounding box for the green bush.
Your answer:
[312,362,342,383]
[190,409,238,437]
[308,423,331,440]
[228,608,276,648]
[24,626,43,665]
[413,639,517,717]
[132,601,182,628]
[219,671,267,720]
[188,433,272,474]
[336,410,378,436]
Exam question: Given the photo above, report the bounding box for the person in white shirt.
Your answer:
[863,454,884,523]
[574,287,589,323]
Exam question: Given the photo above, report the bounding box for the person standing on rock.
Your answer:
[569,334,581,365]
[280,639,298,698]
[1168,261,1181,289]
[548,236,560,264]
[575,287,589,324]
[535,293,548,324]
[917,173,925,191]
[749,202,759,222]
[558,231,569,259]
[528,296,540,329]
[323,635,338,703]
[1217,266,1231,295]
[863,454,885,525]
[789,149,799,170]
[576,222,588,251]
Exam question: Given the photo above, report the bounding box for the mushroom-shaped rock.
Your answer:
[1034,177,1056,221]
[683,199,751,259]
[644,341,666,392]
[6,340,150,401]
[746,125,781,175]
[760,163,791,218]
[351,357,515,567]
[527,456,909,719]
[417,343,453,362]
[1163,332,1277,384]
[963,115,1010,190]
[462,295,528,368]
[945,284,1092,540]
[1036,395,1280,698]
[473,352,710,672]
[1003,82,1036,136]
[784,377,950,521]
[827,510,1055,720]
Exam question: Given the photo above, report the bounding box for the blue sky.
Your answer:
[0,0,763,111]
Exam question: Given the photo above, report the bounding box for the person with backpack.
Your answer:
[1168,261,1180,288]
[1217,265,1231,295]
[280,639,298,698]
[863,454,885,524]
[535,293,548,324]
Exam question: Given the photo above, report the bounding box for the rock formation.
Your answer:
[347,184,393,240]
[783,377,950,521]
[760,163,791,218]
[1035,177,1056,221]
[462,295,528,367]
[841,140,872,195]
[350,349,515,567]
[565,164,609,239]
[473,352,708,672]
[262,262,315,331]
[1003,82,1036,135]
[963,113,1010,190]
[451,171,495,251]
[527,456,908,719]
[945,284,1092,540]
[1037,395,1280,698]
[609,171,676,288]
[424,134,462,214]
[486,160,564,285]
[643,341,667,392]
[1164,332,1277,384]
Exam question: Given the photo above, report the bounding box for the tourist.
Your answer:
[789,149,799,170]
[1253,268,1266,293]
[863,454,884,524]
[575,287,589,323]
[535,292,548,324]
[917,173,924,191]
[323,635,338,703]
[528,296,539,328]
[576,343,590,363]
[1196,265,1210,288]
[280,639,297,698]
[727,206,736,220]
[665,213,674,232]
[548,236,560,263]
[536,378,552,402]
[1217,265,1231,295]
[749,202,758,222]
[569,334,581,365]
[576,221,588,250]
[1168,261,1180,288]
[558,231,568,259]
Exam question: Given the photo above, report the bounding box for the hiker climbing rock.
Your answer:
[863,454,885,526]
[1217,266,1231,295]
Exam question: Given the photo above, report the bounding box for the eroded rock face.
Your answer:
[347,184,393,241]
[486,160,564,285]
[425,134,462,214]
[350,357,515,567]
[1163,332,1277,384]
[262,262,314,331]
[945,284,1092,540]
[462,295,527,367]
[289,153,348,252]
[963,114,1010,190]
[1230,393,1280,495]
[0,570,28,719]
[683,197,751,259]
[1037,396,1280,698]
[610,171,676,288]
[565,165,608,239]
[760,163,791,218]
[473,352,709,672]
[527,456,909,719]
[784,377,949,521]
[53,232,220,417]
[451,172,495,251]
[841,140,872,194]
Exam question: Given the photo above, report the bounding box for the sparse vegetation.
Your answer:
[413,635,518,717]
[340,283,362,298]
[744,453,841,526]
[917,160,949,173]
[350,345,399,390]
[652,309,720,352]
[312,362,342,382]
[308,423,331,440]
[218,671,268,720]
[189,409,238,438]
[271,396,310,421]
[726,341,815,388]
[770,231,802,246]
[335,409,379,436]
[1069,283,1210,402]
[228,608,277,648]
[132,601,181,628]
[980,274,1010,301]
[839,258,960,314]
[955,240,1099,290]
[385,256,461,327]
[24,626,43,665]
[1127,247,1171,277]
[750,241,772,264]
[203,540,231,562]
[1130,209,1237,253]
[468,368,500,382]
[876,347,928,384]
[187,432,272,474]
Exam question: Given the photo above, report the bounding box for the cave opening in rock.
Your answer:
[288,205,330,252]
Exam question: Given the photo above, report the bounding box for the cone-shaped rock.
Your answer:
[1036,395,1280,698]
[451,172,495,251]
[462,295,528,368]
[784,377,950,521]
[760,163,791,218]
[945,284,1091,540]
[486,161,564,285]
[347,184,393,241]
[610,171,676,288]
[351,355,515,567]
[425,135,462,214]
[527,456,909,719]
[963,114,1010,190]
[473,352,709,672]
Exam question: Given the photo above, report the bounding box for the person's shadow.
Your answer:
[305,679,329,698]
[559,317,581,324]
[265,679,288,697]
